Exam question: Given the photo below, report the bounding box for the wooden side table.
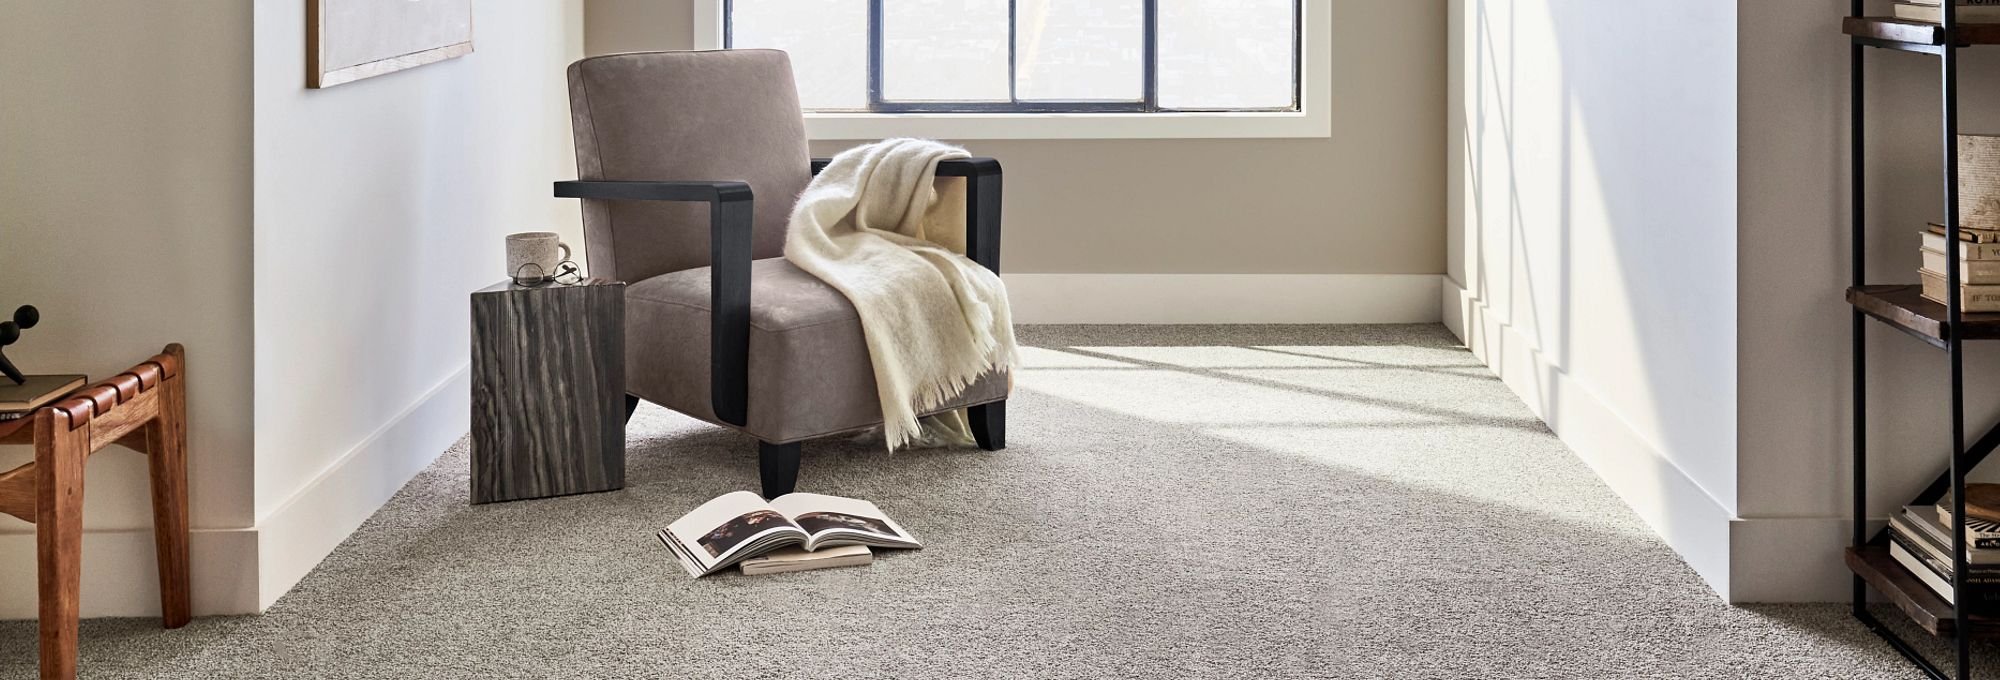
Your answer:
[0,345,190,680]
[470,279,625,504]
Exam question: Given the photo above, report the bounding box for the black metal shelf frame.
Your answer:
[1850,3,1987,680]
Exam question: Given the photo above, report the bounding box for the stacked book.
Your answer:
[1919,134,2000,312]
[1888,499,2000,610]
[1894,0,2000,23]
[1919,224,2000,312]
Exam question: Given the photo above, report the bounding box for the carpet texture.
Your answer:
[0,325,1966,678]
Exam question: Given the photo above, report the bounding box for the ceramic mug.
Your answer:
[506,232,571,282]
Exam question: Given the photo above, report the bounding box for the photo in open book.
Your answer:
[793,511,897,537]
[697,509,791,558]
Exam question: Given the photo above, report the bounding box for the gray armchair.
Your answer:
[555,50,1008,498]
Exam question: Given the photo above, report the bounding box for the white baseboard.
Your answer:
[1440,277,1469,338]
[1444,280,1737,599]
[1004,273,1443,324]
[253,365,471,611]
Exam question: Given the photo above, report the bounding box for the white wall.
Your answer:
[250,0,584,608]
[1447,0,1742,595]
[1734,0,2000,601]
[0,0,259,618]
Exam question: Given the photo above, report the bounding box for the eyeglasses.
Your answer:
[511,260,585,288]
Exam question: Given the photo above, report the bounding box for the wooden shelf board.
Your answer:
[1848,285,2000,343]
[1848,546,2000,638]
[1845,16,2000,47]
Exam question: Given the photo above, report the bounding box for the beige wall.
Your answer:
[587,0,695,57]
[585,0,1446,276]
[0,0,256,617]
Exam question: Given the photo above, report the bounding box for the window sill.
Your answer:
[802,110,1331,141]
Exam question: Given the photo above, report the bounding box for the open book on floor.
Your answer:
[656,491,921,578]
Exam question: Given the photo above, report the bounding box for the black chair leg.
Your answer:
[624,394,641,423]
[759,441,801,499]
[970,401,1006,451]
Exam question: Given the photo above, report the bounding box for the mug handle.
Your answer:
[558,243,572,263]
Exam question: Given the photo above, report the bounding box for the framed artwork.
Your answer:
[307,0,475,89]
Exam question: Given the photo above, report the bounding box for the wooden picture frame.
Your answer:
[307,0,475,89]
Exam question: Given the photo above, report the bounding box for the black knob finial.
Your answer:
[0,304,32,384]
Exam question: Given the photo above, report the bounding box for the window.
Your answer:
[699,1,1328,140]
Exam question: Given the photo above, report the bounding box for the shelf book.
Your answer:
[1890,504,2000,609]
[1921,229,2000,256]
[1894,2,2000,24]
[1920,271,2000,311]
[1920,229,2000,311]
[1921,250,2000,282]
[1928,222,2000,245]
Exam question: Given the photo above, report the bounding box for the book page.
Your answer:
[768,493,920,550]
[663,491,806,573]
[738,545,873,576]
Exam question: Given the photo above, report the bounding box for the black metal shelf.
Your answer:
[1845,17,2000,54]
[1849,545,2000,638]
[1848,5,1996,680]
[1849,285,2000,348]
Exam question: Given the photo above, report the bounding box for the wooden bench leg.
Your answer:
[146,371,190,629]
[36,414,86,680]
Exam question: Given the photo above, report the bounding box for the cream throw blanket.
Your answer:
[784,138,1018,450]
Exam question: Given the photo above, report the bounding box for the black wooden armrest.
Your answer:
[554,179,752,203]
[808,157,1000,178]
[936,157,1002,178]
[554,180,753,427]
[806,157,1002,273]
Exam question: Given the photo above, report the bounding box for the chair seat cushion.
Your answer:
[625,258,1008,443]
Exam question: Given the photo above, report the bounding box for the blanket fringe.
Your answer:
[888,328,1011,450]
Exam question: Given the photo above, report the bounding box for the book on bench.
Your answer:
[0,374,86,420]
[656,491,920,578]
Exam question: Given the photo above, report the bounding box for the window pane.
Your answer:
[1158,0,1296,110]
[882,0,1010,102]
[730,1,869,110]
[1014,0,1144,102]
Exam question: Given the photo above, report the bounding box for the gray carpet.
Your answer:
[0,325,1959,678]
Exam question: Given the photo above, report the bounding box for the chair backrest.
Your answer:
[566,50,811,283]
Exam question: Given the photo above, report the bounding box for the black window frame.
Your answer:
[723,0,1302,114]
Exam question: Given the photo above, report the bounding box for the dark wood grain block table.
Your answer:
[470,278,625,504]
